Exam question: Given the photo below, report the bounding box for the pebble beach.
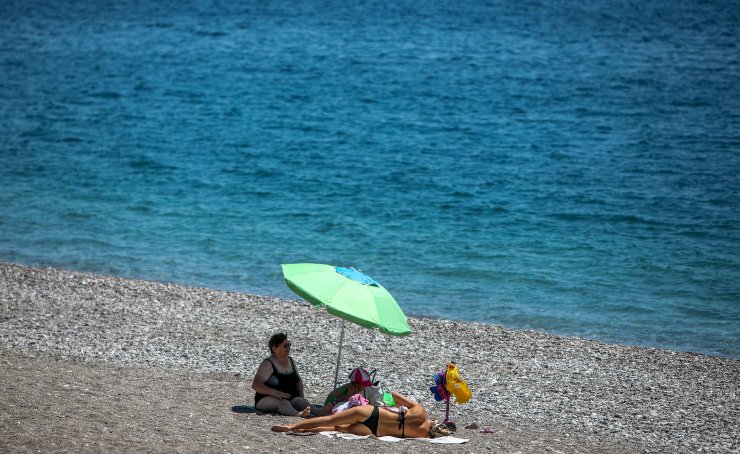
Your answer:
[1,262,738,453]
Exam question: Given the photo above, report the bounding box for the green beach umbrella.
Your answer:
[281,263,412,388]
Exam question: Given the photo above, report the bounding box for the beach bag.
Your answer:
[363,369,395,406]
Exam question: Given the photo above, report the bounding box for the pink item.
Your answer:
[348,393,369,406]
[331,393,369,415]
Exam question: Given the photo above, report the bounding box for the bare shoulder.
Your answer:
[256,358,274,373]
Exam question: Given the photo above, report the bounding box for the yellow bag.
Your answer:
[444,362,472,404]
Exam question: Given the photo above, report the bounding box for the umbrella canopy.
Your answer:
[281,263,412,387]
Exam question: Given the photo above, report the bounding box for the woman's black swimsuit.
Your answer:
[359,406,380,436]
[359,406,406,438]
[254,357,301,405]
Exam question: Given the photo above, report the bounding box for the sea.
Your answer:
[1,0,738,359]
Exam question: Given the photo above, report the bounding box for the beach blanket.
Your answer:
[318,431,468,444]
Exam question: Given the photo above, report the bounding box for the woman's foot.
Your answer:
[271,425,292,432]
[297,406,311,418]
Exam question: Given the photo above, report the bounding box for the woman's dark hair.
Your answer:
[268,332,288,353]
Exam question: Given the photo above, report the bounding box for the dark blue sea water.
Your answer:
[2,0,739,358]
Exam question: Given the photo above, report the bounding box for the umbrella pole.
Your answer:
[333,319,346,390]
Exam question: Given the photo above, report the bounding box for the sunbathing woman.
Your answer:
[315,367,373,416]
[272,391,448,438]
[251,333,311,417]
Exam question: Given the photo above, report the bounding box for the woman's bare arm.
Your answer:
[323,384,349,403]
[251,360,290,399]
[389,391,419,409]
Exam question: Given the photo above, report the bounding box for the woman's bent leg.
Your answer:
[289,397,312,417]
[256,397,302,416]
[290,396,310,409]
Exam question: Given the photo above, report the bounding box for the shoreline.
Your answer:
[7,262,734,362]
[1,262,738,452]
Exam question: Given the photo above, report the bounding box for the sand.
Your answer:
[1,263,738,453]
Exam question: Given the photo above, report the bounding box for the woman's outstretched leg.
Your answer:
[271,406,371,432]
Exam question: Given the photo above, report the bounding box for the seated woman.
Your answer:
[251,333,311,417]
[272,391,450,438]
[316,367,373,416]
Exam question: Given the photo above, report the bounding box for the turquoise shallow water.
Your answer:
[1,0,739,358]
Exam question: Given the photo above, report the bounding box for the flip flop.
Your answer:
[480,426,494,434]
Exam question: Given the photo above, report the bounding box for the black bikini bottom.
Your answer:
[359,406,380,436]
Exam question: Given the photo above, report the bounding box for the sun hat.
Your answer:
[348,367,372,387]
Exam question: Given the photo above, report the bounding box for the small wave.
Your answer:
[675,305,738,322]
[192,30,228,38]
[603,303,656,315]
[128,157,177,172]
[60,210,101,220]
[671,97,711,108]
[148,22,174,29]
[547,212,593,222]
[316,221,344,234]
[133,82,152,92]
[30,237,116,250]
[19,127,51,139]
[162,89,203,99]
[279,211,312,219]
[606,214,656,224]
[125,203,154,214]
[90,91,122,100]
[253,167,281,178]
[547,212,669,227]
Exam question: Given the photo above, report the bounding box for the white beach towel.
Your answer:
[319,431,468,444]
